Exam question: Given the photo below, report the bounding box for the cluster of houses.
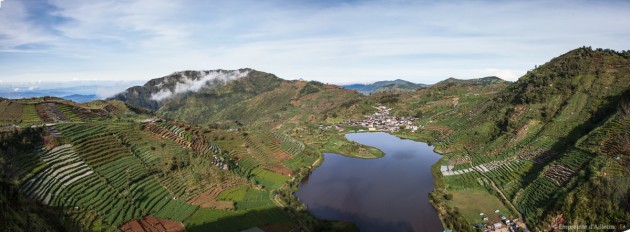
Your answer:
[211,154,230,170]
[473,213,528,232]
[335,105,420,132]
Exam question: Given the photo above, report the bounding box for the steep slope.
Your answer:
[0,97,373,231]
[4,47,628,231]
[391,47,630,230]
[207,80,371,127]
[111,69,267,111]
[343,79,430,94]
[114,69,371,127]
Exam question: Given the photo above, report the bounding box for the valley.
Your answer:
[1,47,629,232]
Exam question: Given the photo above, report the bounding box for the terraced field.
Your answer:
[115,128,208,200]
[21,104,44,124]
[56,103,83,122]
[20,144,93,205]
[0,119,302,231]
[0,98,389,231]
[0,100,23,126]
[18,123,198,228]
[250,168,289,189]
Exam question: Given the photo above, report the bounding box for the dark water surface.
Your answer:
[295,132,443,232]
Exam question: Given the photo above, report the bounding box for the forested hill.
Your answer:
[2,47,628,231]
[112,69,372,127]
[111,69,263,111]
[342,79,430,94]
[384,47,630,231]
[431,76,507,89]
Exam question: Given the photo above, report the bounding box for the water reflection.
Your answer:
[295,132,443,232]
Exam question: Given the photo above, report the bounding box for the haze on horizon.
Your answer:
[0,0,629,85]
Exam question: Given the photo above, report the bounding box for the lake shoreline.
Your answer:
[295,132,444,232]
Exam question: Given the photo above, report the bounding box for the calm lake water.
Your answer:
[295,132,443,232]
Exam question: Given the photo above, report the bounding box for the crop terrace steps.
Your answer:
[20,144,94,205]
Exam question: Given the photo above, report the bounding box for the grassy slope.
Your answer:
[0,97,368,231]
[448,189,513,224]
[4,47,627,231]
[387,47,630,230]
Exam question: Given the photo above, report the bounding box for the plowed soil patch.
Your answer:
[119,216,185,232]
[268,165,292,176]
[187,187,234,210]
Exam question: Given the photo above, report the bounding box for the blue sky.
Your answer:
[0,0,629,84]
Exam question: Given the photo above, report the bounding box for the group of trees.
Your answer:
[0,127,43,155]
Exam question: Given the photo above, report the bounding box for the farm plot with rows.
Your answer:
[55,103,83,122]
[514,176,560,221]
[116,128,204,199]
[0,100,23,126]
[239,132,298,176]
[48,123,201,228]
[21,104,43,125]
[250,168,289,189]
[2,111,306,232]
[36,103,69,123]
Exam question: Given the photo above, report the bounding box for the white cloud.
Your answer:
[13,87,19,92]
[150,70,250,101]
[0,0,629,84]
[0,0,57,51]
[95,83,130,99]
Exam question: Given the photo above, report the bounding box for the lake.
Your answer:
[295,132,443,232]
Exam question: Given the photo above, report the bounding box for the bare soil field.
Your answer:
[120,216,185,232]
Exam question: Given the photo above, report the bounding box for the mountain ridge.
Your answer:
[112,69,370,126]
[385,47,630,231]
[3,47,627,231]
[111,68,257,111]
[342,79,430,94]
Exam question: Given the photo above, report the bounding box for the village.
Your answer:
[328,105,420,132]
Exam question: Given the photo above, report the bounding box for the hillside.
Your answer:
[111,69,264,111]
[0,97,375,231]
[2,47,629,232]
[113,69,372,127]
[431,76,507,89]
[387,47,630,231]
[342,79,430,94]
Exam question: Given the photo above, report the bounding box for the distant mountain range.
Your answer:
[342,77,507,94]
[0,81,143,102]
[1,47,629,231]
[342,79,430,94]
[61,94,100,103]
[432,76,507,87]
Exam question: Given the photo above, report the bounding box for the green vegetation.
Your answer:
[342,79,431,94]
[251,168,289,189]
[217,186,247,202]
[21,104,43,125]
[1,96,354,231]
[393,47,630,230]
[1,47,628,231]
[186,207,294,232]
[448,189,513,224]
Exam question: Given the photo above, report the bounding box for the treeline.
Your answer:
[0,127,43,155]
